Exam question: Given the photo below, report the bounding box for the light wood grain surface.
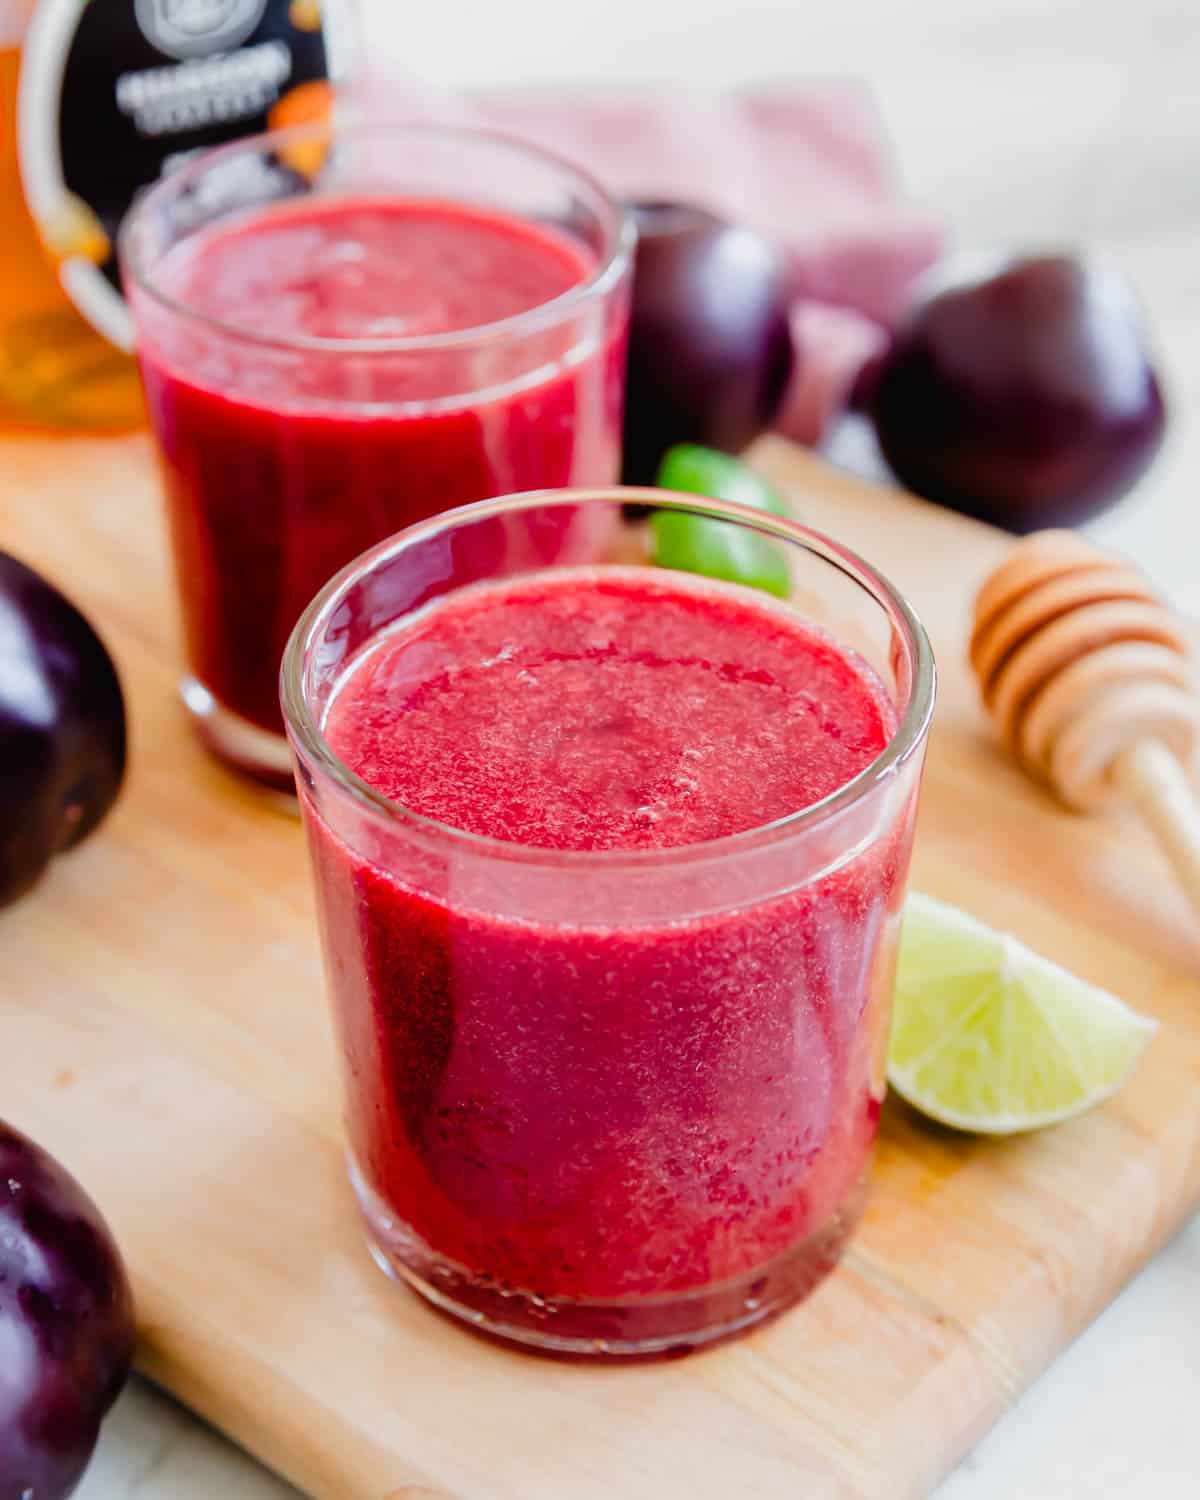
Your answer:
[8,2,1200,1495]
[1,431,1198,1500]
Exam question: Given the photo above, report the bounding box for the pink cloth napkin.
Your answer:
[355,76,945,445]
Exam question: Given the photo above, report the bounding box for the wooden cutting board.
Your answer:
[2,432,1198,1500]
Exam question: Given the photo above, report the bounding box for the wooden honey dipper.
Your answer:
[970,530,1200,914]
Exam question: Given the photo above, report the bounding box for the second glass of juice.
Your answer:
[283,489,935,1356]
[120,122,631,784]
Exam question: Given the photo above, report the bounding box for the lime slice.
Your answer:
[888,892,1157,1134]
[650,445,791,598]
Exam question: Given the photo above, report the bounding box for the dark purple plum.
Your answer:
[1,1121,134,1499]
[869,252,1166,531]
[621,201,794,485]
[0,553,126,908]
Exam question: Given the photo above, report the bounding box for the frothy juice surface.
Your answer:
[307,569,916,1345]
[132,196,625,738]
[329,571,892,849]
[169,200,589,347]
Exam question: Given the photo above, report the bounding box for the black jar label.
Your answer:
[17,0,355,348]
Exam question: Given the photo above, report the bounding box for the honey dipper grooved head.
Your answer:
[970,531,1198,811]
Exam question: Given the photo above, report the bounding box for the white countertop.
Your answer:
[79,1,1199,1496]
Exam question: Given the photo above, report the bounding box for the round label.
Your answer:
[17,0,355,350]
[132,1,270,60]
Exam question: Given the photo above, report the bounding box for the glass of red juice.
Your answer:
[282,489,935,1356]
[120,122,632,786]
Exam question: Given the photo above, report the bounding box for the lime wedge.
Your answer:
[650,445,791,598]
[655,444,790,516]
[888,892,1157,1134]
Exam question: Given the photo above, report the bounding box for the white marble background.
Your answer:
[81,0,1200,1495]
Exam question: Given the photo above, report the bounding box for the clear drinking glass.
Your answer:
[121,122,632,785]
[281,489,935,1356]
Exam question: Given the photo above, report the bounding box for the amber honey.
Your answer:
[0,39,144,434]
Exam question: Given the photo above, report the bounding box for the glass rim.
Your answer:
[281,487,937,870]
[118,119,635,357]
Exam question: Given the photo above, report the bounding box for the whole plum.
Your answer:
[621,201,794,485]
[869,253,1166,531]
[0,553,126,908]
[1,1122,134,1499]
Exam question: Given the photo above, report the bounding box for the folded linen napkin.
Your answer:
[356,75,945,445]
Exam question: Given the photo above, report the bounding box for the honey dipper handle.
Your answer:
[1114,739,1200,917]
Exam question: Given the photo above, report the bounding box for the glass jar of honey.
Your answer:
[1,0,355,433]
